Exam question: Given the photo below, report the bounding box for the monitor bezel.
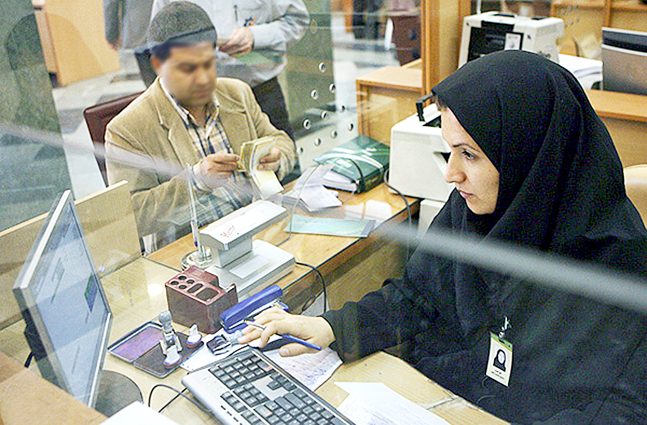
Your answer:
[12,190,113,408]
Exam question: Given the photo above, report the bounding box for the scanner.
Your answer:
[459,12,564,68]
[182,201,295,297]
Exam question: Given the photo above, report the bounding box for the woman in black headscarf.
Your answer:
[240,50,647,423]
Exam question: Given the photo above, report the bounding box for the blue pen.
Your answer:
[243,320,322,351]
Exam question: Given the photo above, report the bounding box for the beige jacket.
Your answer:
[105,77,296,238]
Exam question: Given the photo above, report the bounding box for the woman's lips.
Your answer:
[457,189,473,198]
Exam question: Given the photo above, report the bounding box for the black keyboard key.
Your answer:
[316,419,329,425]
[235,376,247,385]
[246,395,260,406]
[310,412,322,421]
[222,392,237,404]
[295,413,308,422]
[288,408,300,417]
[303,406,314,415]
[303,420,316,425]
[254,369,267,378]
[276,376,288,385]
[275,396,293,411]
[265,401,279,411]
[285,393,307,409]
[249,387,261,397]
[242,411,256,420]
[266,415,280,425]
[279,413,293,423]
[321,410,333,419]
[268,380,282,390]
[269,371,280,380]
[312,404,324,413]
[255,405,273,419]
[330,418,347,425]
[283,382,297,391]
[294,389,307,399]
[231,401,246,412]
[257,394,270,404]
[234,387,246,396]
[242,359,254,366]
[219,357,239,369]
[274,408,286,417]
[287,420,300,425]
[304,396,316,405]
[223,366,235,374]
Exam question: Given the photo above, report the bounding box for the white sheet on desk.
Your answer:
[336,382,450,425]
[103,402,181,425]
[265,347,342,391]
[285,164,341,211]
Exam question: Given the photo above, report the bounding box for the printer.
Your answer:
[389,99,453,236]
[459,12,564,67]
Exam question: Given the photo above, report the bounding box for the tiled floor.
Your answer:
[52,13,399,200]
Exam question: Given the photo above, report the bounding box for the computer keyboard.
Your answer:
[182,347,354,425]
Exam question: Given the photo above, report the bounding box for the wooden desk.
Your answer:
[355,60,424,144]
[0,257,506,425]
[148,183,420,311]
[586,89,647,167]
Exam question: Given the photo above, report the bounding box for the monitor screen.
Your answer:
[601,27,647,95]
[13,190,112,408]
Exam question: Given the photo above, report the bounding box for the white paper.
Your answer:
[266,347,342,391]
[103,402,182,425]
[284,165,342,211]
[336,382,450,425]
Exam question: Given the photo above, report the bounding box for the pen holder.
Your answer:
[165,266,238,334]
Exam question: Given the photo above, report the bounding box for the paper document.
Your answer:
[283,165,342,212]
[239,136,283,199]
[265,347,342,391]
[284,214,375,238]
[336,382,450,425]
[103,402,182,425]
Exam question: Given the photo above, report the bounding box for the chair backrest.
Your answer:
[625,164,647,226]
[83,92,142,184]
[0,181,141,330]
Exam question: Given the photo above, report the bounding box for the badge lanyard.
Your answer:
[486,315,513,387]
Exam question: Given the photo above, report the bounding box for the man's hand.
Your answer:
[258,147,281,172]
[238,307,336,357]
[219,27,254,55]
[199,152,240,189]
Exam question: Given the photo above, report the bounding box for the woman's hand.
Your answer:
[237,307,335,357]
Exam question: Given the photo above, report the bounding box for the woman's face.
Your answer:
[442,107,500,215]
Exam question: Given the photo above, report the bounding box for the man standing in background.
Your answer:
[150,0,309,142]
[105,0,155,51]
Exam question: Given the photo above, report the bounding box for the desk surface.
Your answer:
[148,183,420,306]
[0,257,506,425]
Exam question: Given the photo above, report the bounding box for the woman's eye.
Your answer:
[462,150,475,160]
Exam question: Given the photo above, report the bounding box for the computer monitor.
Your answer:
[602,27,647,95]
[13,190,112,408]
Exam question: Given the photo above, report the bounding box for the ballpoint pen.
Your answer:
[243,320,322,351]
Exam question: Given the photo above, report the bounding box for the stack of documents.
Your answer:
[283,164,342,212]
[239,136,283,199]
[558,54,602,79]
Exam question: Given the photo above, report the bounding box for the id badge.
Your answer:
[486,333,513,386]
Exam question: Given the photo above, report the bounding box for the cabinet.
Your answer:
[32,0,120,86]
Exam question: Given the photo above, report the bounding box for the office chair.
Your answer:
[83,92,142,185]
[624,164,647,226]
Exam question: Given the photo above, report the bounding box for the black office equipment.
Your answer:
[182,347,354,425]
